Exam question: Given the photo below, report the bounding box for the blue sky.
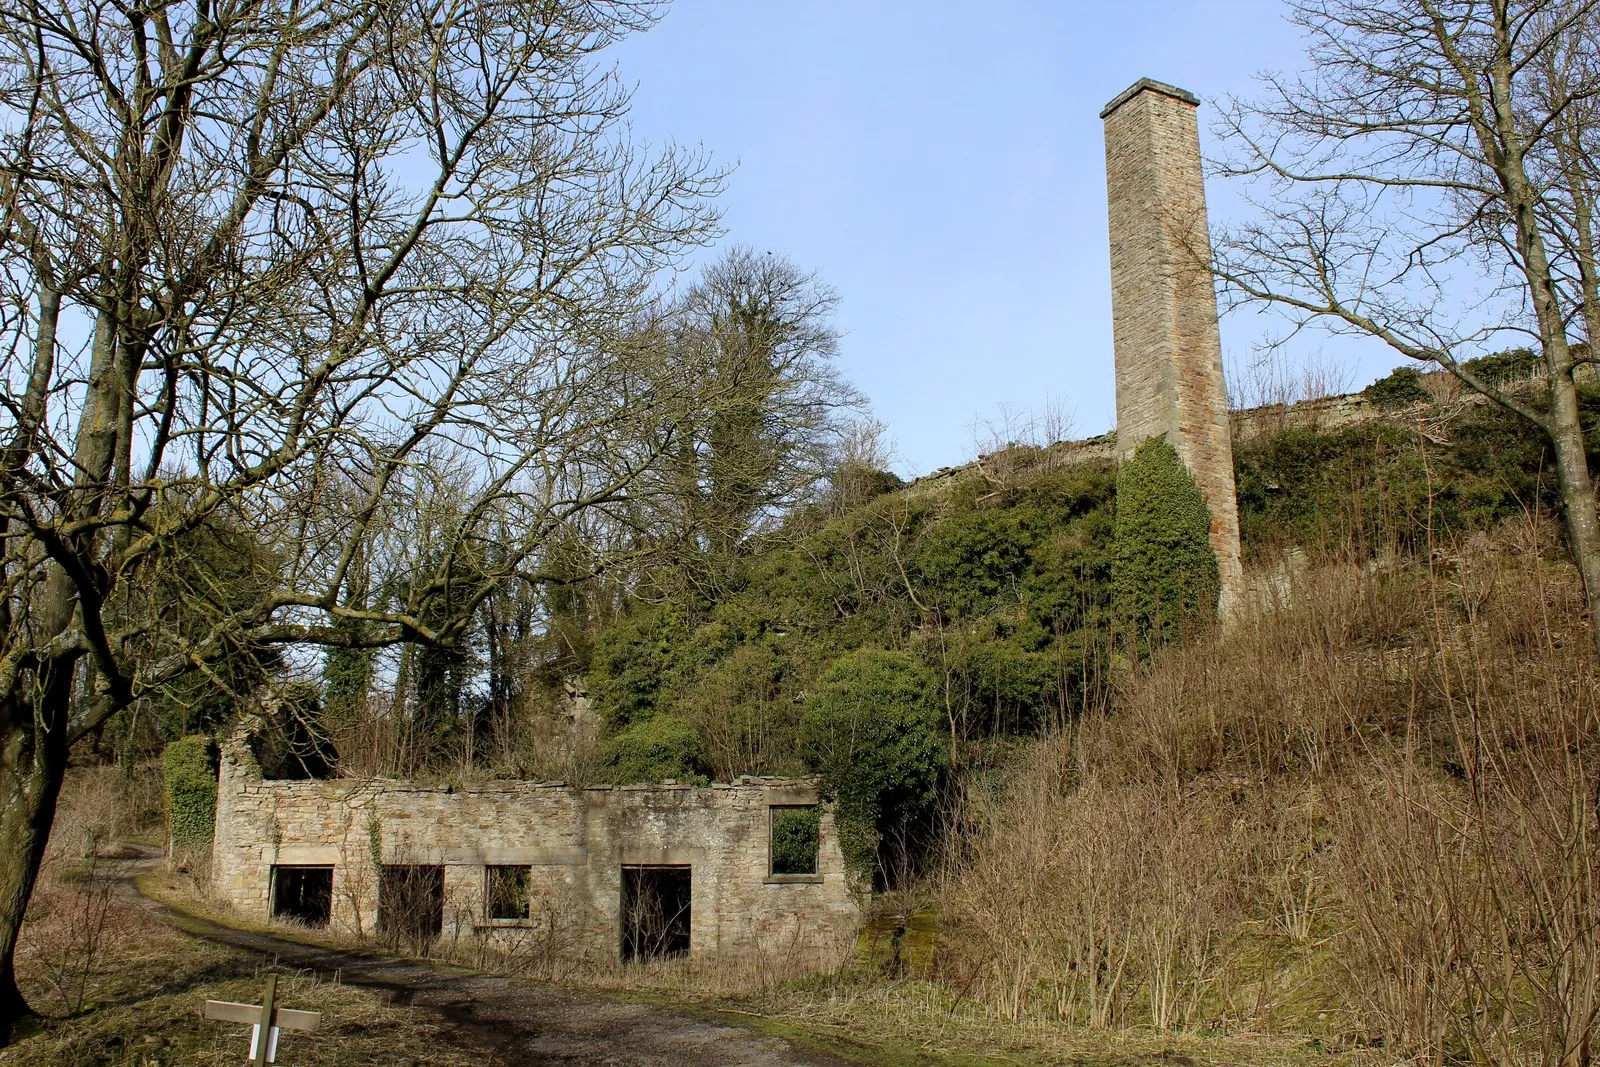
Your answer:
[611,1,1406,476]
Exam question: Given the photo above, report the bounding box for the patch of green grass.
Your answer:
[739,978,1377,1067]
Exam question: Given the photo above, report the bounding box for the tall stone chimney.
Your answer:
[1101,77,1244,616]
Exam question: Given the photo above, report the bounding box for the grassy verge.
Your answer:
[1,884,499,1067]
[138,870,1355,1067]
[604,978,1365,1067]
[711,981,1369,1067]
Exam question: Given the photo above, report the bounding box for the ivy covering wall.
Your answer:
[799,648,947,882]
[1112,436,1220,648]
[163,735,219,857]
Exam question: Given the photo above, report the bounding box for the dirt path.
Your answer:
[121,851,868,1067]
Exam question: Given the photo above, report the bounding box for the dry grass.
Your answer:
[19,518,1595,1067]
[935,522,1599,1066]
[4,910,498,1066]
[4,766,499,1067]
[128,521,1596,1067]
[138,860,1355,1067]
[740,977,1375,1067]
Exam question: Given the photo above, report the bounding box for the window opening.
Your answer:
[770,805,821,876]
[379,864,444,944]
[270,865,333,926]
[620,865,690,962]
[485,865,532,922]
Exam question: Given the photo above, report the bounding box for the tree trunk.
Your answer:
[0,669,74,1043]
[1548,389,1600,660]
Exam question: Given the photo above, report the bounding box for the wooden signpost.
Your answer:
[204,975,322,1065]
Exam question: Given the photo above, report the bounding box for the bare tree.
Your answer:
[0,0,719,1036]
[646,247,862,591]
[1212,0,1600,655]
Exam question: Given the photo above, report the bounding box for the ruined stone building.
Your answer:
[209,76,1244,966]
[211,730,860,967]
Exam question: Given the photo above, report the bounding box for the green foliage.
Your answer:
[600,714,708,784]
[580,460,1118,780]
[322,545,374,727]
[561,387,1596,896]
[574,392,1594,804]
[1363,366,1434,409]
[588,608,693,731]
[1112,437,1220,646]
[799,649,947,881]
[126,514,283,747]
[322,640,373,727]
[1462,347,1539,386]
[1234,390,1600,553]
[163,735,218,854]
[770,806,822,875]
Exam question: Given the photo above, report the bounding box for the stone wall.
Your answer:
[211,733,861,969]
[1102,78,1246,615]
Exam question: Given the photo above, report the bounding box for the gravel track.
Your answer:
[121,849,865,1067]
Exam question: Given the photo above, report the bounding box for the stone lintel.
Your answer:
[443,846,585,866]
[764,784,820,806]
[1100,77,1201,119]
[620,847,698,867]
[273,845,339,865]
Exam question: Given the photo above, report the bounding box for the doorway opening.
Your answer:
[620,865,690,962]
[270,865,332,926]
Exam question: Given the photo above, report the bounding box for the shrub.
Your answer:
[1112,436,1219,648]
[1362,365,1433,409]
[600,715,707,784]
[770,806,822,875]
[588,608,690,731]
[162,735,218,857]
[1461,346,1539,386]
[800,648,946,882]
[1233,396,1600,554]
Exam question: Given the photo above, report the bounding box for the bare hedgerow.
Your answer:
[938,519,1598,1063]
[1327,573,1599,1066]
